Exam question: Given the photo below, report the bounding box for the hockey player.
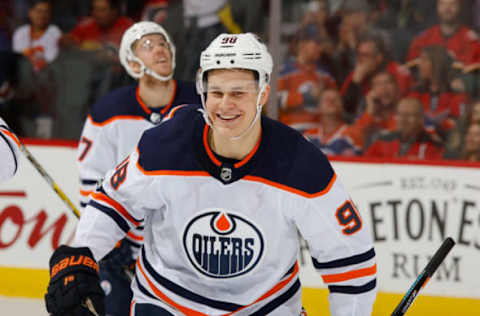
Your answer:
[76,21,200,316]
[46,33,377,316]
[0,117,20,182]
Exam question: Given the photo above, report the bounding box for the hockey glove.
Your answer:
[45,245,105,316]
[100,238,137,281]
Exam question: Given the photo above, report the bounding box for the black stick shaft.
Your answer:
[391,237,455,316]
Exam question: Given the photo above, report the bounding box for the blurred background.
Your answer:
[0,0,479,162]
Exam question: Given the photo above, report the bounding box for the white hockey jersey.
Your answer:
[0,117,20,182]
[74,105,377,315]
[77,82,200,246]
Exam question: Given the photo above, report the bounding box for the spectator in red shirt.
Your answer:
[407,0,480,72]
[365,97,444,160]
[278,26,336,131]
[408,45,469,137]
[341,32,413,117]
[60,0,133,51]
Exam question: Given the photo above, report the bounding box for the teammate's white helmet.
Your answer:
[119,21,176,81]
[197,33,273,92]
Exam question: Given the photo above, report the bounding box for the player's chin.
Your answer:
[213,122,244,138]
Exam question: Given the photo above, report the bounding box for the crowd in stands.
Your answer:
[0,0,479,162]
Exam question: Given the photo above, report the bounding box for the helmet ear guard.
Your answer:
[119,21,176,81]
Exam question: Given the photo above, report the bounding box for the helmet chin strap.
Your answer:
[230,86,265,141]
[144,66,173,81]
[130,56,173,81]
[199,85,266,142]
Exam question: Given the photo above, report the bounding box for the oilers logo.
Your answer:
[183,210,264,278]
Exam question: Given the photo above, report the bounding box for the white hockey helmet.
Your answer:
[119,21,176,81]
[197,33,273,140]
[197,33,273,92]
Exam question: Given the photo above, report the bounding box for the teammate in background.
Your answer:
[46,33,376,316]
[0,117,20,182]
[75,21,200,316]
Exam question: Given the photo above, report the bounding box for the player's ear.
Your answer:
[128,60,142,74]
[259,84,271,106]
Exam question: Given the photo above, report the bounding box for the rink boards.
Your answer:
[0,141,479,315]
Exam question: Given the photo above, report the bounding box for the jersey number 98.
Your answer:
[335,201,362,235]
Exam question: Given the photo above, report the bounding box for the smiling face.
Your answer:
[131,34,172,78]
[205,69,269,140]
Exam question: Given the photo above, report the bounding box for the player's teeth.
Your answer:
[219,115,236,119]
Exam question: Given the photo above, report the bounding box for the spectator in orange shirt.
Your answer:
[365,97,444,160]
[60,0,133,51]
[407,0,480,73]
[408,45,469,138]
[341,32,413,117]
[303,89,362,156]
[278,26,336,132]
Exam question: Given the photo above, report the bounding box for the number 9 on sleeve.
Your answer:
[335,201,362,235]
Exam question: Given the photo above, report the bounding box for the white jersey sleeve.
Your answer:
[0,117,20,182]
[292,175,377,316]
[74,149,159,261]
[77,116,118,208]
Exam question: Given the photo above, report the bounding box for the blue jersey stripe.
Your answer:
[135,274,158,300]
[250,279,301,315]
[89,200,130,233]
[81,178,98,185]
[312,248,376,269]
[141,248,243,311]
[328,279,377,294]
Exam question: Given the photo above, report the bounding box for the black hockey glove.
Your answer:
[100,238,136,281]
[45,245,105,316]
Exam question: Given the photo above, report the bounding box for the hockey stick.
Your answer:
[391,237,456,316]
[19,143,81,218]
[20,143,104,315]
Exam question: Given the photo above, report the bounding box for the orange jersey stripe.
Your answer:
[129,299,135,316]
[0,128,21,147]
[202,125,222,167]
[224,262,299,315]
[321,264,377,284]
[135,149,337,198]
[136,259,208,316]
[164,104,187,120]
[127,231,144,242]
[88,114,145,127]
[91,192,142,226]
[79,190,92,197]
[243,173,337,198]
[234,130,262,168]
